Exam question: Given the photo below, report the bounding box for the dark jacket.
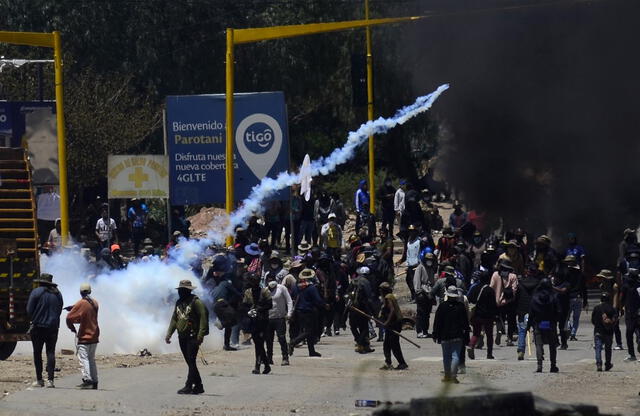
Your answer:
[167,294,209,340]
[468,284,497,319]
[27,286,63,329]
[242,287,272,321]
[432,299,469,342]
[293,284,325,313]
[528,288,561,329]
[516,275,540,316]
[591,303,618,336]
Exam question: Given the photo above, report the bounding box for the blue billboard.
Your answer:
[166,92,290,205]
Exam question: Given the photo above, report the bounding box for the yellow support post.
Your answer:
[53,31,70,245]
[225,29,235,246]
[365,0,375,215]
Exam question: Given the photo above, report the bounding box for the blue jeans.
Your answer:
[517,315,528,353]
[594,333,612,366]
[441,339,462,378]
[568,297,582,337]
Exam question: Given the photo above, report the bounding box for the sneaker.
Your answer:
[467,348,475,360]
[46,380,55,388]
[596,364,602,372]
[80,382,96,390]
[570,335,578,341]
[281,359,290,366]
[417,333,426,339]
[486,354,495,360]
[560,344,568,350]
[380,363,394,370]
[177,385,193,394]
[605,363,613,371]
[360,346,375,354]
[624,355,637,362]
[32,380,44,388]
[262,365,271,375]
[334,330,340,336]
[192,384,204,394]
[517,351,524,361]
[550,365,559,373]
[614,345,624,350]
[425,332,433,338]
[535,365,542,373]
[309,351,322,357]
[395,363,409,370]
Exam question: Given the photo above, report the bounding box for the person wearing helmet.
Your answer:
[347,267,375,354]
[414,251,437,338]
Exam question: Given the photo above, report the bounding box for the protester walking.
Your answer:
[467,271,497,360]
[266,274,293,366]
[27,273,63,388]
[405,225,421,302]
[433,286,469,383]
[414,251,436,338]
[347,267,376,354]
[490,260,518,346]
[592,292,617,371]
[66,283,100,390]
[289,269,326,357]
[516,264,541,360]
[378,283,408,370]
[528,278,560,373]
[165,280,209,394]
[242,273,273,374]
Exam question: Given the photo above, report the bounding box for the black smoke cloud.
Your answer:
[401,0,640,267]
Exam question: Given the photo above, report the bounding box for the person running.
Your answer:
[265,273,293,366]
[378,282,408,371]
[433,286,469,384]
[27,273,63,388]
[242,273,273,374]
[66,283,100,390]
[165,280,209,394]
[528,278,560,373]
[592,292,618,372]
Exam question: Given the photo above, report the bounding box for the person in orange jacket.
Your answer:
[66,282,100,390]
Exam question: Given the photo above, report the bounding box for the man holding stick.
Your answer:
[378,283,408,370]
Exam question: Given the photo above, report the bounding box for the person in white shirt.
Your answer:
[95,208,117,252]
[265,274,293,366]
[37,186,61,246]
[394,181,406,236]
[405,224,421,302]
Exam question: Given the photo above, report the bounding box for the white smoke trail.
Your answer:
[14,86,448,356]
[220,83,450,238]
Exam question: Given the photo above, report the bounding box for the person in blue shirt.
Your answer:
[27,273,63,388]
[127,199,148,257]
[565,233,586,272]
[354,180,370,234]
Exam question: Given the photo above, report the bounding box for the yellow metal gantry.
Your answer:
[0,31,70,245]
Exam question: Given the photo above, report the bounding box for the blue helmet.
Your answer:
[420,247,433,260]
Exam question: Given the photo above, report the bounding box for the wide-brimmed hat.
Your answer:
[596,269,614,280]
[298,242,312,252]
[536,235,551,245]
[563,255,580,269]
[445,285,459,298]
[290,259,304,269]
[443,265,456,276]
[299,268,316,280]
[34,273,56,286]
[172,230,182,237]
[502,240,520,248]
[498,259,514,271]
[379,282,391,292]
[356,252,366,264]
[624,228,636,236]
[348,234,359,244]
[328,213,337,219]
[143,237,154,245]
[245,243,261,256]
[269,251,281,261]
[176,280,196,290]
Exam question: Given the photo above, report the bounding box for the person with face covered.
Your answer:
[289,269,327,357]
[242,273,273,374]
[490,260,519,346]
[414,251,437,338]
[531,235,558,276]
[378,178,396,235]
[166,280,209,394]
[620,268,640,361]
[210,255,242,351]
[265,274,293,366]
[498,240,525,276]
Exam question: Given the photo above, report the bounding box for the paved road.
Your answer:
[3,309,640,416]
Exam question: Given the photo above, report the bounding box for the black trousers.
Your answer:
[625,318,639,357]
[534,330,557,366]
[224,326,232,347]
[178,337,202,387]
[415,296,432,334]
[31,326,58,381]
[252,319,269,365]
[558,307,569,346]
[349,312,370,347]
[406,266,417,300]
[291,311,318,355]
[383,321,406,365]
[132,227,145,256]
[266,318,288,360]
[498,303,517,339]
[333,298,346,330]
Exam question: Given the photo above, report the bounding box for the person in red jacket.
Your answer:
[66,282,100,390]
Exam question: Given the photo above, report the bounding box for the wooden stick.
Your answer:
[348,305,421,348]
[526,329,532,356]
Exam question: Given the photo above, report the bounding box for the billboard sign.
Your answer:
[166,92,289,205]
[108,155,169,199]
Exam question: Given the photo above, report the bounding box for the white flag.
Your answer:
[300,154,312,201]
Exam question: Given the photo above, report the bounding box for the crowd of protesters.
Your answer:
[26,178,640,393]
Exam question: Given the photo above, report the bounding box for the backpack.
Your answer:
[469,285,488,320]
[180,296,209,336]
